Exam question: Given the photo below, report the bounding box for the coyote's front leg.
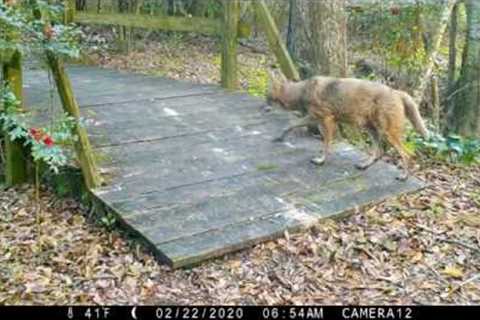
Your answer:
[273,115,315,142]
[311,115,336,166]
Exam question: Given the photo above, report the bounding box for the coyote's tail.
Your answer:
[399,91,429,138]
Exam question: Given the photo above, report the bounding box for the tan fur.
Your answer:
[267,75,429,180]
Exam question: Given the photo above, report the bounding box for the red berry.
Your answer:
[29,128,43,141]
[43,136,54,147]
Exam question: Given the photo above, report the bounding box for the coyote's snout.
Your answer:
[266,73,429,180]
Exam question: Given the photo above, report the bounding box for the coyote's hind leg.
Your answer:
[385,130,411,181]
[273,115,315,142]
[355,126,384,170]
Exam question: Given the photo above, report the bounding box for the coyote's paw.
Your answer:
[355,160,372,170]
[311,156,325,166]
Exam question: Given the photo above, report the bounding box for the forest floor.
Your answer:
[1,34,479,304]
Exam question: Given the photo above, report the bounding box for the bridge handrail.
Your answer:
[69,0,299,88]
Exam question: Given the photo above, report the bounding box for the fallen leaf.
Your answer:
[442,265,464,279]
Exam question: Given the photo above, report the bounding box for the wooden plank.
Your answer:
[75,12,221,35]
[94,137,318,199]
[95,142,360,206]
[221,0,240,89]
[82,97,283,147]
[254,0,300,81]
[74,12,251,38]
[83,91,264,122]
[86,112,284,148]
[82,93,271,143]
[2,50,28,186]
[149,164,422,268]
[23,66,222,108]
[92,118,294,167]
[118,155,380,242]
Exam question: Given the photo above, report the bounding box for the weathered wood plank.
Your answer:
[83,96,276,146]
[150,164,421,268]
[74,12,251,38]
[23,66,222,108]
[95,138,319,199]
[95,141,358,206]
[119,152,402,246]
[75,12,221,35]
[91,117,289,162]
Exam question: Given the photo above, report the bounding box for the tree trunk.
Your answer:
[450,0,480,137]
[446,2,458,133]
[308,0,347,77]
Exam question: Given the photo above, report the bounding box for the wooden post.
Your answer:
[45,53,102,189]
[254,0,300,81]
[2,51,29,185]
[221,0,239,90]
[64,0,76,23]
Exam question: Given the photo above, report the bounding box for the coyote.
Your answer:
[266,74,429,180]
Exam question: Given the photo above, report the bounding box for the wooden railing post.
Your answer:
[45,53,102,190]
[2,50,29,185]
[254,0,300,81]
[64,0,76,23]
[221,0,239,89]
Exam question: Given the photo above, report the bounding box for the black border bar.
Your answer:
[0,305,478,320]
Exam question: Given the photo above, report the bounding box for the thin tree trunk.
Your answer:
[451,0,480,137]
[412,0,456,104]
[431,75,440,131]
[446,2,458,132]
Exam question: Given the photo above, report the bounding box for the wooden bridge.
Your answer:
[23,66,423,267]
[2,1,424,268]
